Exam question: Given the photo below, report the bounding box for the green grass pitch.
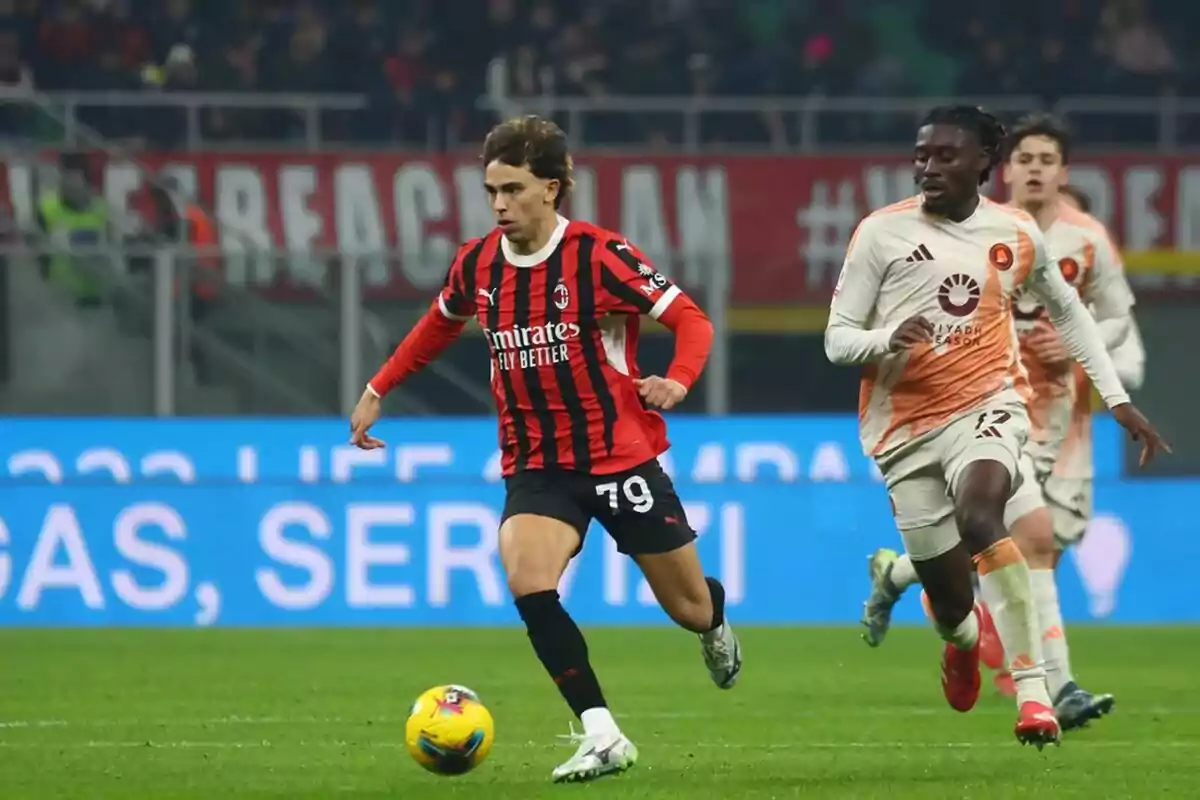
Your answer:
[1,627,1196,798]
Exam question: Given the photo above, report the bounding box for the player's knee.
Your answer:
[954,500,1004,550]
[499,515,578,598]
[504,548,565,597]
[1009,509,1056,566]
[506,567,559,599]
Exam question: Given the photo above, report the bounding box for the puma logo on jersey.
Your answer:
[478,287,498,306]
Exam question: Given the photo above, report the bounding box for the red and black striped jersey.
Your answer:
[438,215,686,476]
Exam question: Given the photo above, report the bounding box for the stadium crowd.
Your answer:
[0,0,1194,145]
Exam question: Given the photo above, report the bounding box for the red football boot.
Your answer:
[976,601,1005,671]
[940,607,983,713]
[1015,701,1061,750]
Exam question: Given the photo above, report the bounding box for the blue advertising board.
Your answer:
[0,416,1193,626]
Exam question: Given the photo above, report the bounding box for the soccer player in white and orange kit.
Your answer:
[826,106,1168,748]
[857,117,1149,731]
[987,118,1144,725]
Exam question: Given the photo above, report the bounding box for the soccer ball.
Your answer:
[404,685,495,775]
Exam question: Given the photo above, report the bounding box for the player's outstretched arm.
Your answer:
[349,246,477,449]
[824,217,902,365]
[349,302,468,449]
[1025,250,1169,464]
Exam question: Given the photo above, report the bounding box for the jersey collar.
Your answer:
[502,214,569,267]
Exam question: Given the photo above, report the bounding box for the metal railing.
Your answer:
[5,239,1199,418]
[4,89,1200,150]
[0,90,446,416]
[0,89,368,151]
[481,94,1200,151]
[0,240,732,417]
[1,241,496,417]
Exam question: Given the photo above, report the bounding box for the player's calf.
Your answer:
[1009,507,1076,701]
[904,533,981,712]
[638,547,741,689]
[954,460,1054,718]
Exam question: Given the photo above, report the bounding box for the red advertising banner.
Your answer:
[4,152,1198,304]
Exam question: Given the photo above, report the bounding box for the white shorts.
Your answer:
[1004,451,1047,530]
[1044,475,1093,548]
[1004,447,1093,548]
[1022,437,1060,482]
[877,399,1032,560]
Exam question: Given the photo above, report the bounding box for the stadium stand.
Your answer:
[3,0,1196,146]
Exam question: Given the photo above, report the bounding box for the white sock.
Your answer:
[889,553,919,593]
[700,622,726,644]
[975,538,1052,708]
[1031,568,1073,700]
[920,587,979,648]
[935,605,979,650]
[580,707,620,737]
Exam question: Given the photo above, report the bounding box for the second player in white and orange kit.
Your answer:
[827,106,1168,748]
[857,116,1150,733]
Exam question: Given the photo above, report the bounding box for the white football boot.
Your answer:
[700,621,742,689]
[861,548,902,647]
[551,723,638,783]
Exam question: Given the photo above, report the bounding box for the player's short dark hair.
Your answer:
[482,115,574,209]
[1059,183,1091,213]
[1003,113,1072,164]
[920,105,1007,185]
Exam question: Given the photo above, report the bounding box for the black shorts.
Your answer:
[501,458,696,556]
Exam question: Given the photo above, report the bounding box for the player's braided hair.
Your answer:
[920,105,1007,185]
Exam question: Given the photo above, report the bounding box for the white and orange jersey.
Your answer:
[1053,364,1094,479]
[1053,314,1145,480]
[1012,202,1135,477]
[826,196,1036,456]
[825,195,1129,459]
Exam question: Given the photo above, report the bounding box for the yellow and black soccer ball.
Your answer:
[404,685,494,776]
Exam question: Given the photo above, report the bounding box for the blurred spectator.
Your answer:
[957,40,1029,97]
[35,152,111,307]
[1097,0,1177,94]
[150,0,202,65]
[36,0,96,90]
[0,29,31,89]
[0,0,1194,147]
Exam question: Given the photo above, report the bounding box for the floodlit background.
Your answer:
[0,2,1197,796]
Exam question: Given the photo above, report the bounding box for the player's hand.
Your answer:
[1111,402,1171,466]
[349,388,386,450]
[635,375,687,410]
[888,315,935,351]
[1025,321,1071,369]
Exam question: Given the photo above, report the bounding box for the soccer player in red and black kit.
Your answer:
[349,116,741,784]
